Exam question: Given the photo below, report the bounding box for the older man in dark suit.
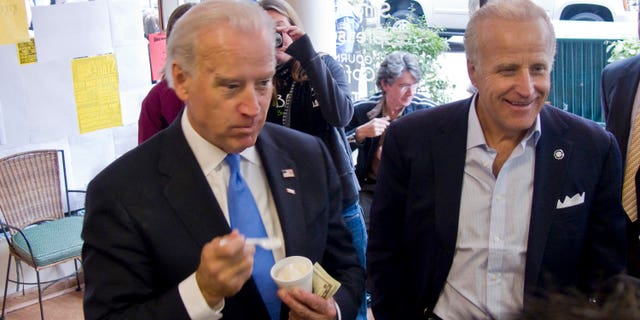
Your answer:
[601,8,640,278]
[367,0,627,319]
[81,1,364,319]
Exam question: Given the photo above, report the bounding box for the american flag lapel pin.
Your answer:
[282,168,295,178]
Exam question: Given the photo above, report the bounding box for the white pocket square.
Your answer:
[556,192,585,209]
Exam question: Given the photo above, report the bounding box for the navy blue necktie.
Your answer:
[225,154,280,320]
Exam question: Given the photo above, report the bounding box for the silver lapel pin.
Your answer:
[553,149,564,160]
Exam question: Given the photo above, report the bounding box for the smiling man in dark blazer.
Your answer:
[81,1,364,319]
[367,1,627,319]
[601,9,640,278]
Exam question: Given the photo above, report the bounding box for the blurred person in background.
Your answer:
[137,3,195,144]
[346,51,435,226]
[600,7,640,278]
[258,1,369,319]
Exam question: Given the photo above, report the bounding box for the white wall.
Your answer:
[0,0,149,189]
[287,0,337,57]
[0,0,150,296]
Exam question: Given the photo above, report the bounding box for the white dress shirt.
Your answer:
[177,111,284,319]
[434,95,541,319]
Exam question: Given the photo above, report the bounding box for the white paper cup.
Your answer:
[270,256,313,292]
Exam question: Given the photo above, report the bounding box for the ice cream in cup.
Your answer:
[270,256,313,292]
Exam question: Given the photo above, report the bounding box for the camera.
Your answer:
[275,31,283,48]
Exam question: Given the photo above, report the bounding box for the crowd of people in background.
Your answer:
[78,0,640,319]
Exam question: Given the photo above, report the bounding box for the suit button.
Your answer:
[423,307,429,316]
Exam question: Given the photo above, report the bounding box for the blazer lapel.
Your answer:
[432,99,470,282]
[255,128,307,257]
[159,122,231,248]
[155,121,272,318]
[525,106,572,293]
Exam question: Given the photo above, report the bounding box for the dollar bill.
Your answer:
[312,262,341,299]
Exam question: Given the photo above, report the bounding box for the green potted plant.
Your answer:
[606,37,640,63]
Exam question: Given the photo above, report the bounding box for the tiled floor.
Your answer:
[3,290,83,320]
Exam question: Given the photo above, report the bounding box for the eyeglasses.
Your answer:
[398,83,418,91]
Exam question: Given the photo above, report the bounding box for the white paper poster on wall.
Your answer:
[120,86,152,126]
[0,101,6,146]
[68,129,115,189]
[20,58,78,143]
[0,43,29,148]
[115,43,152,90]
[112,123,137,158]
[107,0,145,47]
[31,0,113,63]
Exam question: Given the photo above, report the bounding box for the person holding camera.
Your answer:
[258,1,367,319]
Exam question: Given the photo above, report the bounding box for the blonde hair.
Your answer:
[258,0,309,82]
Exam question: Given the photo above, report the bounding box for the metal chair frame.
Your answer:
[0,150,84,320]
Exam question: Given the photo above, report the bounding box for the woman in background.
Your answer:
[137,3,194,144]
[258,1,368,319]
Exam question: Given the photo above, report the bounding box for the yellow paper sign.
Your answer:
[0,0,29,45]
[71,54,123,134]
[17,38,37,65]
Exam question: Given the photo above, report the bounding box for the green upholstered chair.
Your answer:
[0,150,84,320]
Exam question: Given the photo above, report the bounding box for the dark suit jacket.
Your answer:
[367,98,627,319]
[82,121,364,320]
[602,54,640,276]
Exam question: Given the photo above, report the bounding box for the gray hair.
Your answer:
[164,0,275,88]
[464,0,556,65]
[376,51,421,91]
